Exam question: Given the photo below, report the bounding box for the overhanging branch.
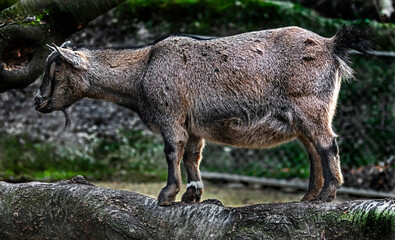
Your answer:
[0,0,125,92]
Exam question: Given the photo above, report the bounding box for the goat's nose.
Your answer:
[34,95,42,107]
[34,94,47,109]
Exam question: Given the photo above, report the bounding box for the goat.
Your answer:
[34,26,373,206]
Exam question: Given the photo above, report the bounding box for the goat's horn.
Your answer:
[51,43,63,57]
[46,44,56,52]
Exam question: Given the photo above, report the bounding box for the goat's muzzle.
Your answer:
[34,90,71,130]
[34,91,50,113]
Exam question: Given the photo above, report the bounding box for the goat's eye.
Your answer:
[55,70,62,75]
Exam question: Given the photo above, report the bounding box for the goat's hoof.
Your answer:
[315,183,339,202]
[181,186,203,203]
[300,192,318,202]
[158,198,174,206]
[157,186,178,206]
[307,197,323,204]
[317,194,335,202]
[158,194,175,206]
[316,189,337,202]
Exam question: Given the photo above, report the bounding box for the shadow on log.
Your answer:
[0,176,394,239]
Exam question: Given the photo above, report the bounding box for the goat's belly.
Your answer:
[195,117,297,149]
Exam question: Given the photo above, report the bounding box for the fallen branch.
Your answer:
[0,176,394,239]
[350,50,395,58]
[201,171,395,199]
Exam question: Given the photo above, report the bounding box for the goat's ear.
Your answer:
[52,45,89,70]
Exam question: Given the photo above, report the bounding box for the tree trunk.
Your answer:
[0,176,393,240]
[0,0,124,92]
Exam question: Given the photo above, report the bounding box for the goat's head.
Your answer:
[34,41,89,128]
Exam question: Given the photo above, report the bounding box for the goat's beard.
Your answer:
[61,108,71,130]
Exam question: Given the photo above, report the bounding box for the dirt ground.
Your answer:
[94,181,362,207]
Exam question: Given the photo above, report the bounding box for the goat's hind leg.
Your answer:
[298,135,324,201]
[181,135,205,203]
[158,125,188,206]
[314,136,343,202]
[296,116,343,202]
[302,129,343,202]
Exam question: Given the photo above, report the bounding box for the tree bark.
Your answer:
[0,176,393,240]
[0,0,124,92]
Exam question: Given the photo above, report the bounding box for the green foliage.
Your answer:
[336,56,395,167]
[117,0,394,50]
[88,129,166,178]
[0,130,165,182]
[201,141,310,179]
[117,0,313,35]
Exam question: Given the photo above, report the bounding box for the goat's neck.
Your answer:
[86,47,151,110]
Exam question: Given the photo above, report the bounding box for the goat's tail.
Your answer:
[331,25,375,79]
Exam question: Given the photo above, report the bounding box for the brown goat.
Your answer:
[35,26,372,206]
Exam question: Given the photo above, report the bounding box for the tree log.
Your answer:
[0,0,124,92]
[0,176,393,239]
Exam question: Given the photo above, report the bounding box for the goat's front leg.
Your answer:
[158,126,187,206]
[181,135,205,203]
